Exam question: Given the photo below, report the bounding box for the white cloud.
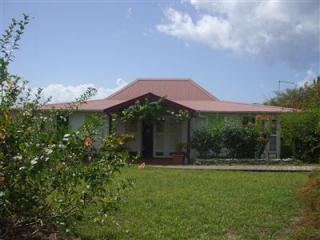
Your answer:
[157,0,320,68]
[297,69,317,87]
[127,7,133,19]
[34,78,127,103]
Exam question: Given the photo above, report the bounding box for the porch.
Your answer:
[104,93,193,164]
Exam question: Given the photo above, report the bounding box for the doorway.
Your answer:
[142,121,153,158]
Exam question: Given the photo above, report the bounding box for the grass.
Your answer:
[286,170,320,240]
[76,167,307,240]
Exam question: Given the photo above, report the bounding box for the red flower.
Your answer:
[84,137,93,147]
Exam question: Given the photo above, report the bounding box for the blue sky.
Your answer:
[1,0,319,103]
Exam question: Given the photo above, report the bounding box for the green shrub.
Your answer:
[191,127,222,158]
[221,120,268,159]
[0,16,132,239]
[281,111,320,163]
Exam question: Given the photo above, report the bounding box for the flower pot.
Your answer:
[172,154,185,165]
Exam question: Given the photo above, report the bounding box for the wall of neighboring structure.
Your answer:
[190,112,281,159]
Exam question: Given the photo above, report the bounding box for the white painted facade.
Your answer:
[68,111,281,160]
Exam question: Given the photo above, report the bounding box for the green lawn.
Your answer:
[76,167,307,240]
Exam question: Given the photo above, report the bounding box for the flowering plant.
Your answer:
[0,15,132,239]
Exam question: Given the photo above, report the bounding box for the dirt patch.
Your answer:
[275,170,320,240]
[225,230,239,240]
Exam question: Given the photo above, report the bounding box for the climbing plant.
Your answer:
[120,97,190,122]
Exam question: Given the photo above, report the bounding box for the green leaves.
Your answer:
[120,97,190,123]
[0,15,132,239]
[191,127,222,159]
[192,121,270,159]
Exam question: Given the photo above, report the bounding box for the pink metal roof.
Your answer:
[43,79,294,113]
[42,99,124,111]
[106,78,218,101]
[175,100,293,113]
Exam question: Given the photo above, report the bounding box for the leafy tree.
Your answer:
[0,15,132,239]
[266,77,320,162]
[265,77,320,109]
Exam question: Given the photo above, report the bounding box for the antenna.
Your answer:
[278,80,295,91]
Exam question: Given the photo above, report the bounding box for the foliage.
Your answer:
[267,77,320,162]
[192,117,270,159]
[221,121,255,159]
[264,77,320,109]
[121,98,165,122]
[191,127,222,158]
[0,16,132,239]
[168,109,190,122]
[281,111,320,162]
[120,98,190,123]
[75,168,306,239]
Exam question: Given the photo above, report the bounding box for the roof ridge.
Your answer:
[135,78,192,81]
[188,79,219,101]
[105,79,138,100]
[106,78,220,101]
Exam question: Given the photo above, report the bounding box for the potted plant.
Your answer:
[172,142,187,165]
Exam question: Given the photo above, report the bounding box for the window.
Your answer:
[155,152,164,156]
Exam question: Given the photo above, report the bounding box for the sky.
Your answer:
[0,0,319,103]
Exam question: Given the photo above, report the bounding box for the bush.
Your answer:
[281,111,320,163]
[221,121,268,159]
[0,16,132,239]
[191,127,221,158]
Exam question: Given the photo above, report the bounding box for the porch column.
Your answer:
[186,117,191,164]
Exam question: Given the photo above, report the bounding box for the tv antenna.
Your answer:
[278,80,295,91]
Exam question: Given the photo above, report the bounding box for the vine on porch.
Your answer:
[119,97,190,122]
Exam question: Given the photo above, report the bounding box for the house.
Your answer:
[44,78,293,164]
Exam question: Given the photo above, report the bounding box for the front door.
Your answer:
[142,121,153,158]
